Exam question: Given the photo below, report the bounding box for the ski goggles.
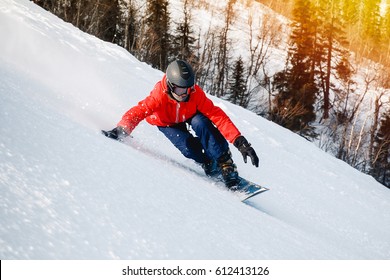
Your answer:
[173,86,191,96]
[168,80,194,96]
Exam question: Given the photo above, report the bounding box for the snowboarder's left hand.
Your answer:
[101,126,128,141]
[234,136,259,167]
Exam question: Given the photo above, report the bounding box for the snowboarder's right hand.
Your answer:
[101,127,128,141]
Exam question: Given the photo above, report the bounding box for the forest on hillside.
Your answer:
[257,0,390,65]
[30,0,390,188]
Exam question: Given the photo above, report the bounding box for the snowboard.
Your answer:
[225,176,269,202]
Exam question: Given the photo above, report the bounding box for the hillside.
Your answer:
[1,0,390,260]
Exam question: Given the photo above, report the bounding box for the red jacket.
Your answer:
[118,75,241,143]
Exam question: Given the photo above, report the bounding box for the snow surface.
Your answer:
[1,0,390,260]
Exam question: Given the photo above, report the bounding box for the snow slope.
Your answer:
[1,0,390,259]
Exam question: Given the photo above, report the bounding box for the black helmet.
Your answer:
[166,60,195,90]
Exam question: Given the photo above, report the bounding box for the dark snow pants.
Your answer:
[158,113,229,164]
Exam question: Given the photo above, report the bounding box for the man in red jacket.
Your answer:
[103,60,259,188]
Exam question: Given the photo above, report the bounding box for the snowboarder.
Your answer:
[103,59,259,188]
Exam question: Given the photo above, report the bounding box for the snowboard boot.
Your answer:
[202,159,220,177]
[217,150,240,188]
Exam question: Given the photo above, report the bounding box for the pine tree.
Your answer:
[143,0,171,70]
[315,0,349,119]
[270,0,318,137]
[116,0,140,52]
[97,0,120,43]
[228,56,248,107]
[171,0,197,64]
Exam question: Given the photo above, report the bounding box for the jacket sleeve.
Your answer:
[117,84,162,134]
[195,87,241,143]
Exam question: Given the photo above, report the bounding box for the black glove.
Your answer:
[101,127,128,141]
[234,136,259,167]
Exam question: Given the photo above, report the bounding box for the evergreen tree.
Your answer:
[315,0,349,119]
[116,0,140,53]
[271,0,318,137]
[143,0,171,70]
[96,0,120,43]
[228,56,249,107]
[172,0,197,64]
[271,66,318,137]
